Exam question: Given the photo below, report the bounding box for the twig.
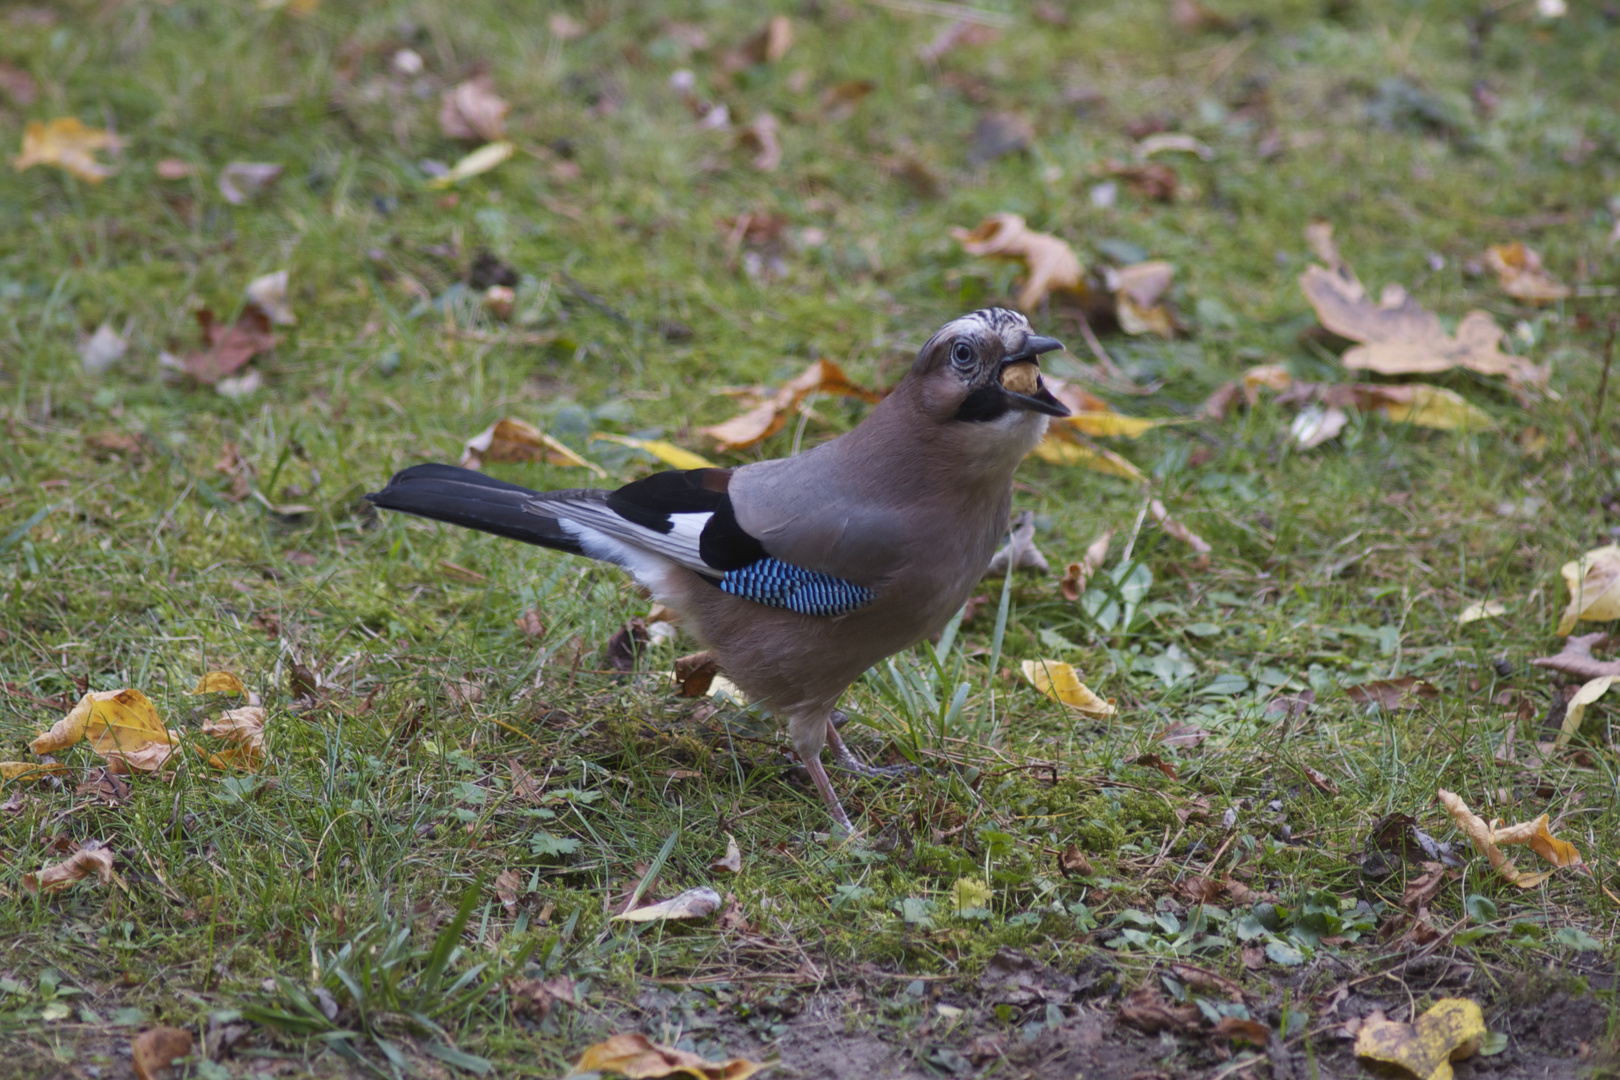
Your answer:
[1074,310,1127,382]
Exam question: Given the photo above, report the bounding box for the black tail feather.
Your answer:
[366,464,589,555]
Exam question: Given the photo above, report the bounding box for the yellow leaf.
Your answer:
[1029,430,1144,480]
[950,213,1085,311]
[950,877,993,913]
[1457,600,1506,625]
[1557,675,1617,748]
[575,1033,767,1080]
[31,689,168,755]
[427,140,514,189]
[1556,544,1620,636]
[1484,241,1569,304]
[592,433,717,471]
[1021,660,1116,717]
[0,761,69,784]
[1438,789,1582,889]
[460,418,605,475]
[189,671,246,695]
[1377,384,1496,432]
[13,118,120,183]
[1066,411,1162,439]
[1354,998,1485,1080]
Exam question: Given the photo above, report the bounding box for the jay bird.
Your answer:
[366,308,1068,831]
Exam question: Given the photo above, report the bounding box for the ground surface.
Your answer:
[1,0,1618,1078]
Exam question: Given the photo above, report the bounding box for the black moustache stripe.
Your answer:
[952,382,1011,423]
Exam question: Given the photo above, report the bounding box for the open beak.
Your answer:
[1001,335,1070,418]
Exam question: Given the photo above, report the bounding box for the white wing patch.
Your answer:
[530,498,718,577]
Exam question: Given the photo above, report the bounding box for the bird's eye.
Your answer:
[951,341,974,366]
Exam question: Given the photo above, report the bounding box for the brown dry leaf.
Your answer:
[189,672,246,696]
[819,80,874,122]
[613,886,723,923]
[515,608,546,637]
[1437,788,1582,889]
[1058,845,1093,877]
[495,868,524,916]
[1299,264,1543,387]
[460,418,604,475]
[508,975,576,1017]
[728,14,793,68]
[1118,987,1200,1033]
[1112,260,1177,336]
[951,213,1085,311]
[1345,677,1438,709]
[182,305,279,385]
[508,759,546,804]
[709,834,742,874]
[245,270,296,326]
[200,705,268,771]
[1147,499,1211,569]
[674,650,721,697]
[1531,633,1620,680]
[217,162,283,204]
[574,1032,767,1080]
[737,112,781,172]
[132,1026,194,1080]
[1100,159,1178,202]
[985,511,1050,576]
[439,75,509,142]
[1059,531,1112,601]
[1134,753,1178,780]
[13,118,121,183]
[1304,220,1341,270]
[1157,721,1210,748]
[1554,545,1620,636]
[700,359,881,451]
[22,844,114,894]
[1212,1016,1271,1046]
[1354,998,1484,1080]
[1302,765,1341,796]
[1020,660,1116,717]
[918,19,1000,62]
[1484,242,1569,304]
[105,740,182,774]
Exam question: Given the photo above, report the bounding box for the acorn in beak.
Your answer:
[998,334,1069,417]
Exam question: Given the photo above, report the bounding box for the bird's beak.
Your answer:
[1000,335,1070,418]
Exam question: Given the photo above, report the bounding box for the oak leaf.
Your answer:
[951,213,1084,311]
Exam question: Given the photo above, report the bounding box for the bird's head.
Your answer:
[909,308,1070,428]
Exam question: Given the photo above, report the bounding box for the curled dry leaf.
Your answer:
[13,118,121,183]
[1059,530,1112,601]
[245,270,296,326]
[494,868,524,915]
[31,688,175,757]
[738,112,781,172]
[1148,499,1211,569]
[1030,426,1145,479]
[1,761,69,784]
[1531,632,1620,680]
[132,1026,194,1080]
[1354,998,1484,1080]
[461,418,604,474]
[514,608,546,637]
[709,834,742,874]
[508,975,576,1018]
[1345,677,1438,709]
[80,323,127,375]
[699,359,881,451]
[574,1032,767,1080]
[1135,132,1213,161]
[1058,844,1093,877]
[1119,987,1200,1033]
[951,213,1084,311]
[427,141,515,189]
[218,162,283,204]
[200,706,268,770]
[189,671,246,695]
[592,433,717,471]
[613,885,723,922]
[1554,544,1620,636]
[1020,660,1116,717]
[985,511,1050,576]
[1557,675,1617,748]
[1484,242,1569,304]
[1292,405,1348,449]
[1437,788,1582,889]
[1111,260,1177,337]
[1300,264,1544,388]
[23,844,114,894]
[1457,600,1506,625]
[674,650,721,697]
[183,305,279,385]
[438,75,509,142]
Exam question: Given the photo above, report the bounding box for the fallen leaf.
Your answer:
[132,1026,193,1080]
[1345,677,1438,709]
[1058,845,1093,877]
[613,886,723,923]
[951,213,1085,311]
[1531,632,1620,680]
[508,759,546,804]
[573,1032,767,1080]
[1059,531,1112,601]
[1119,987,1200,1033]
[1134,753,1178,780]
[1375,384,1496,432]
[154,158,195,180]
[0,61,37,106]
[494,868,524,915]
[507,975,576,1017]
[1100,159,1178,202]
[13,118,120,183]
[1438,788,1582,889]
[709,835,742,874]
[969,111,1034,165]
[737,112,780,172]
[0,761,69,785]
[1302,765,1340,796]
[605,619,651,673]
[1157,721,1210,748]
[1304,220,1341,270]
[1020,660,1116,717]
[732,14,793,66]
[245,270,296,326]
[1557,675,1617,748]
[79,323,127,375]
[1292,405,1349,449]
[1555,544,1620,636]
[818,79,875,121]
[918,20,1000,62]
[189,672,246,695]
[986,511,1050,576]
[1108,261,1178,336]
[460,418,604,475]
[217,162,283,204]
[591,433,717,471]
[1030,426,1145,479]
[1484,242,1569,304]
[1300,264,1543,387]
[428,141,514,189]
[182,305,279,385]
[515,608,546,637]
[1457,600,1506,625]
[1354,998,1484,1080]
[1212,1016,1271,1046]
[674,651,721,697]
[1148,499,1211,569]
[31,688,171,755]
[438,75,509,142]
[699,359,880,451]
[1136,132,1213,161]
[22,844,114,894]
[200,705,268,771]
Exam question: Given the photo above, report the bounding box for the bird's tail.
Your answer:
[366,463,590,556]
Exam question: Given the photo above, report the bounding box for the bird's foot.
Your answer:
[825,722,918,780]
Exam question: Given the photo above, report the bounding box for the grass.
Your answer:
[1,0,1618,1076]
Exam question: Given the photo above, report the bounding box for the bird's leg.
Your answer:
[788,710,854,833]
[824,719,918,780]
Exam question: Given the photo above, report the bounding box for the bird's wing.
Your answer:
[533,467,874,617]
